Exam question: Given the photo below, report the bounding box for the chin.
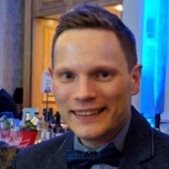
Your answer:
[75,128,108,143]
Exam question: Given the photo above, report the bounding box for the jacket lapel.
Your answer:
[119,107,154,169]
[39,132,74,169]
[54,132,74,169]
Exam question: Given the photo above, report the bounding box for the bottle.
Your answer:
[53,112,65,135]
[23,112,36,131]
[31,112,40,128]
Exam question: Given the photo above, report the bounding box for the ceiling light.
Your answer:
[114,4,123,11]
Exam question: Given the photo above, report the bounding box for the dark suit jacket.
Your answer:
[12,107,169,169]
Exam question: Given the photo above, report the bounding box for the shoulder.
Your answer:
[13,132,74,168]
[18,131,73,156]
[153,129,169,150]
[145,129,169,168]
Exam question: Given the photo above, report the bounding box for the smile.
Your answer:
[71,107,106,117]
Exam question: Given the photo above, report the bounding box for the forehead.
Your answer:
[53,29,127,70]
[56,28,119,46]
[54,29,123,55]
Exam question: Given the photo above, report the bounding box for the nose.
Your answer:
[73,77,96,102]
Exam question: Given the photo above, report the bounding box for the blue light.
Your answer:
[140,0,168,123]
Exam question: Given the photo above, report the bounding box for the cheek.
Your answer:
[52,81,72,106]
[100,81,131,99]
[52,83,70,121]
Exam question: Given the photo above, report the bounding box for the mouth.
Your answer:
[70,107,106,117]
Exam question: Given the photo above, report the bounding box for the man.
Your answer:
[13,4,169,169]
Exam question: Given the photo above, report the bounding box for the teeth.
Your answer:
[75,111,98,116]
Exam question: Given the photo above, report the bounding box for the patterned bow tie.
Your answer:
[66,143,122,169]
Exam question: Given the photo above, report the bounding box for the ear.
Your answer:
[48,67,53,78]
[48,67,54,93]
[131,64,142,95]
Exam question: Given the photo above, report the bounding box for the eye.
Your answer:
[95,71,112,81]
[57,71,75,82]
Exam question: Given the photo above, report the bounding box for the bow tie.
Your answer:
[66,143,122,169]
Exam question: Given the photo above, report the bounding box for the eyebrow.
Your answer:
[54,65,119,74]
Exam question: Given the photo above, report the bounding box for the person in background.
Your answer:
[0,89,19,169]
[13,4,169,169]
[0,88,18,118]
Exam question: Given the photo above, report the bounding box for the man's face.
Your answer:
[50,29,140,148]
